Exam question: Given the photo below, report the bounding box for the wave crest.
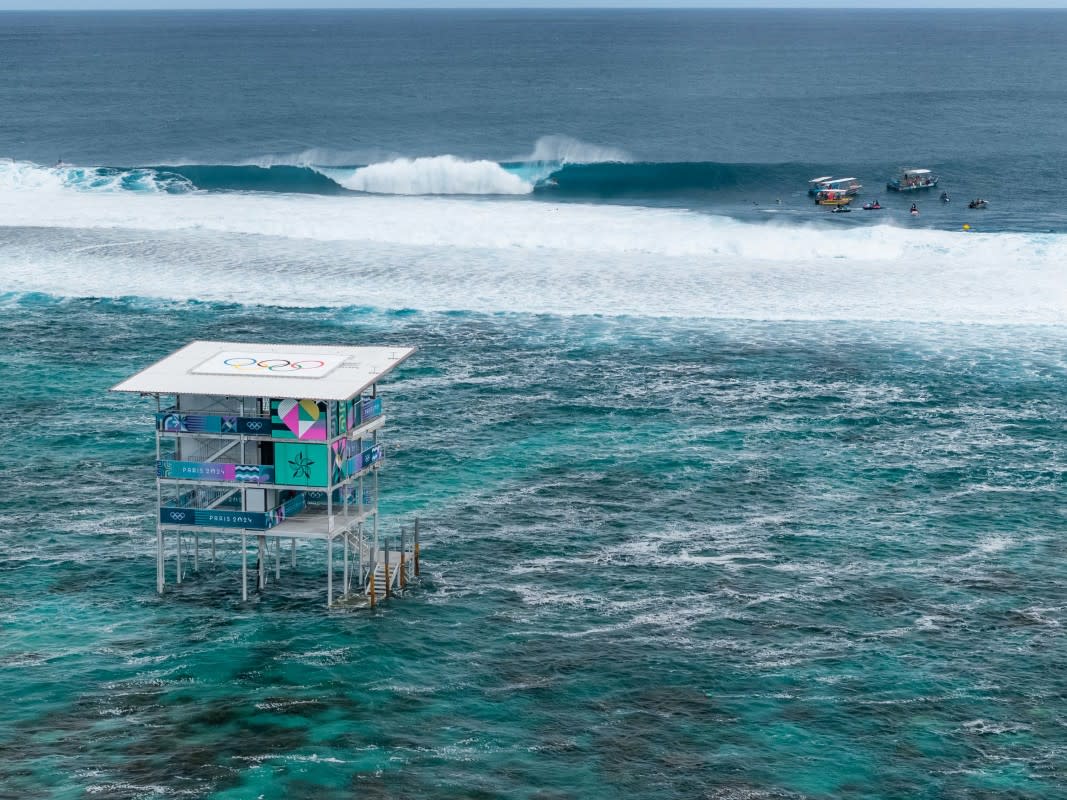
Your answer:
[521,135,632,164]
[0,159,193,194]
[329,155,534,195]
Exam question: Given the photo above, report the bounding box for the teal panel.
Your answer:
[275,442,329,487]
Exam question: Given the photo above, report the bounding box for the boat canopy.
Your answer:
[823,177,857,184]
[809,176,834,183]
[902,168,932,175]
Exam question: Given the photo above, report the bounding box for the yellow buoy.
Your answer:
[962,224,971,230]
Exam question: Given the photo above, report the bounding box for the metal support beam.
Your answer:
[384,538,391,599]
[414,516,420,577]
[241,532,248,601]
[343,531,350,597]
[327,536,334,608]
[156,527,164,594]
[258,535,266,590]
[358,524,365,590]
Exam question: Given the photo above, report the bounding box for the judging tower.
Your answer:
[112,341,416,607]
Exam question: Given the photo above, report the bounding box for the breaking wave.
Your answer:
[0,147,823,199]
[326,155,534,195]
[0,159,194,194]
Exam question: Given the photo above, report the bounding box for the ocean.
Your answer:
[1,9,1065,799]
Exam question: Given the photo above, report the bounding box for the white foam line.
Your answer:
[1,170,1065,322]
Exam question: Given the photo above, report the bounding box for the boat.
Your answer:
[862,201,882,210]
[807,176,835,196]
[830,205,852,213]
[809,176,862,198]
[968,199,988,209]
[887,168,939,192]
[909,203,920,216]
[814,188,854,206]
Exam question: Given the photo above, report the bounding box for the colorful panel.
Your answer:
[237,417,270,436]
[274,442,329,487]
[331,437,358,483]
[157,412,223,434]
[361,444,384,469]
[156,412,272,437]
[333,400,353,436]
[360,397,382,423]
[161,494,307,530]
[161,507,269,529]
[156,460,275,484]
[271,399,328,441]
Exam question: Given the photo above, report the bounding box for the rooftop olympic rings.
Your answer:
[223,357,326,372]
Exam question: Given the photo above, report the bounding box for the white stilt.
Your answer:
[327,536,334,608]
[241,531,248,601]
[176,532,183,584]
[258,535,266,590]
[156,527,165,594]
[384,537,391,599]
[343,532,350,597]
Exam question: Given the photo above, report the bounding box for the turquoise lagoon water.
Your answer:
[1,297,1064,798]
[1,9,1067,799]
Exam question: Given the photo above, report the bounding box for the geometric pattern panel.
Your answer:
[271,399,328,441]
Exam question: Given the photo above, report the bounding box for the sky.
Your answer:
[0,1,1064,9]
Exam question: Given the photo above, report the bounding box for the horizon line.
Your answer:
[0,4,1062,9]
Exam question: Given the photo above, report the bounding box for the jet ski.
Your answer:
[910,204,920,216]
[940,191,950,203]
[831,205,852,213]
[862,201,882,210]
[968,199,988,209]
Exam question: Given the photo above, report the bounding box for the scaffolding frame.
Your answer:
[114,341,417,608]
[149,390,416,605]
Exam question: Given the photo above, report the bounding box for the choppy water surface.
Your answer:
[1,298,1064,798]
[3,8,1067,798]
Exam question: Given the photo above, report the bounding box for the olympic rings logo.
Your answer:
[223,357,326,372]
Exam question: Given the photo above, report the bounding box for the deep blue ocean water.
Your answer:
[1,10,1066,799]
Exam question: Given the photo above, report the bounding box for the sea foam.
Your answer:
[328,155,533,195]
[1,169,1065,323]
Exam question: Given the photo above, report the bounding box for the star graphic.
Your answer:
[288,452,314,480]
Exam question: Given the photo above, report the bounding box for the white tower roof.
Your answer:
[111,340,415,401]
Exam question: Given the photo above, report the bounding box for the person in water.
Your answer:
[910,203,918,213]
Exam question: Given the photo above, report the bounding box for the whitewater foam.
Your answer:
[1,164,1065,322]
[0,159,192,194]
[328,155,533,195]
